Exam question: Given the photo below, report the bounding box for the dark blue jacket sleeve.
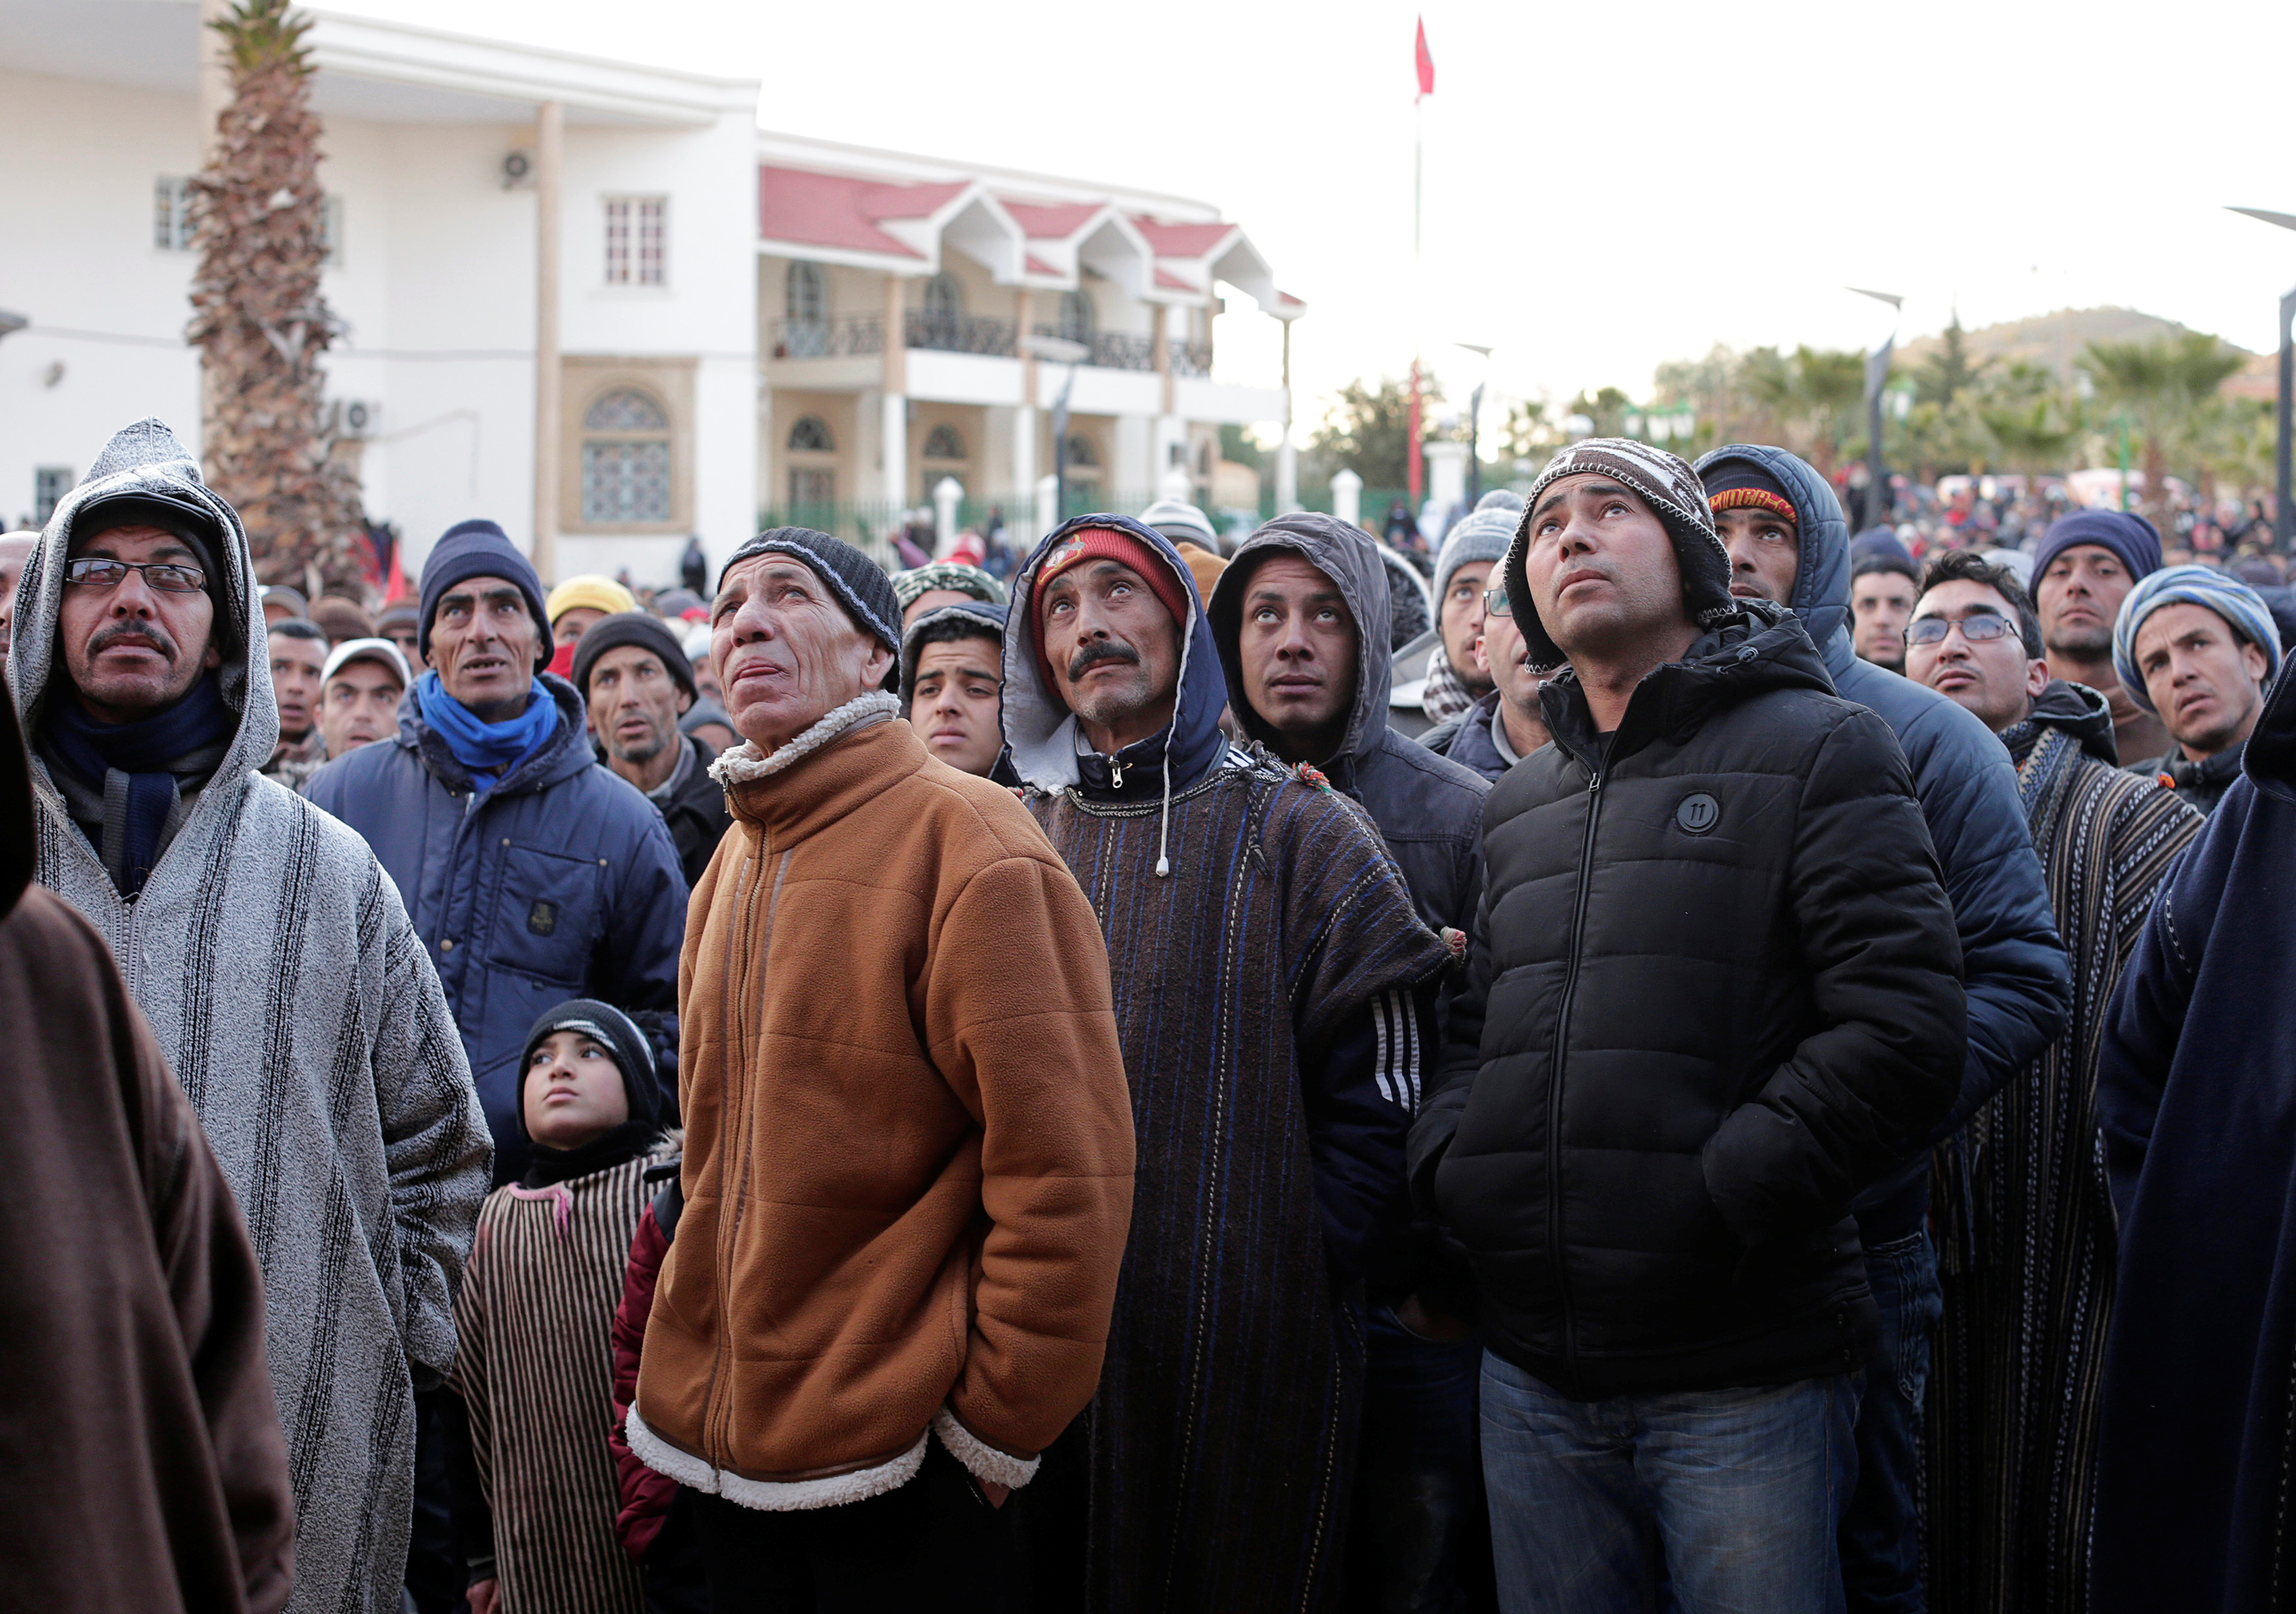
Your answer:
[593,797,688,1112]
[1303,983,1435,1287]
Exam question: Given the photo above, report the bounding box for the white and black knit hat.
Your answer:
[718,527,902,691]
[1503,438,1734,672]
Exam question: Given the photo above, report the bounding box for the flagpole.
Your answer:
[1407,31,1425,513]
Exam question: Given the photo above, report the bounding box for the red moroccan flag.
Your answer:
[1415,17,1435,98]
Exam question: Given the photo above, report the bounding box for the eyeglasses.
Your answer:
[1904,613,2015,647]
[1482,584,1513,618]
[64,557,208,594]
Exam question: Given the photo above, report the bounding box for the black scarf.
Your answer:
[520,1120,659,1188]
[43,675,236,897]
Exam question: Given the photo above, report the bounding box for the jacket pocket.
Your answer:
[488,843,607,985]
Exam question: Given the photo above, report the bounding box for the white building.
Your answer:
[0,0,1302,585]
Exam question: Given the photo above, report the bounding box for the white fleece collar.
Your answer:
[707,691,901,786]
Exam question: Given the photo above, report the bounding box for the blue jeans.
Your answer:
[1347,1303,1490,1613]
[1479,1352,1861,1614]
[1837,1228,1941,1614]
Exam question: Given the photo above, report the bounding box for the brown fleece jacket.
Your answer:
[633,707,1134,1504]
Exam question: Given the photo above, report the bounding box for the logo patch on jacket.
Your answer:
[1674,792,1720,834]
[527,900,558,937]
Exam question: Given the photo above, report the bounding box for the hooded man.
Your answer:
[570,609,733,888]
[1696,444,2069,1614]
[630,529,1133,1610]
[1003,512,1454,1613]
[1412,439,1967,1613]
[1898,550,2198,1613]
[2091,657,2296,1614]
[901,599,1017,782]
[9,418,493,1614]
[306,519,688,1186]
[2031,510,2167,765]
[1207,512,1491,1609]
[2111,565,2282,815]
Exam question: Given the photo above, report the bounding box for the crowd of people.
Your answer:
[4,411,2294,1614]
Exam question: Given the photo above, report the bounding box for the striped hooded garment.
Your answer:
[9,418,494,1614]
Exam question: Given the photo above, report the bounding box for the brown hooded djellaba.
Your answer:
[631,699,1136,1507]
[0,672,295,1611]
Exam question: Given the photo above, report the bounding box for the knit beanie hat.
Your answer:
[2033,509,2162,590]
[1702,462,1799,524]
[1139,498,1220,552]
[890,562,1006,613]
[418,519,552,668]
[569,611,697,706]
[545,574,637,626]
[516,998,662,1144]
[899,599,1007,708]
[719,527,902,691]
[1434,489,1527,605]
[2111,564,2282,712]
[1176,541,1229,608]
[258,582,310,619]
[376,598,420,637]
[1505,439,1732,672]
[1850,526,1919,578]
[1031,523,1195,700]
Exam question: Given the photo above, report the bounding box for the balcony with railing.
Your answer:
[770,314,1212,376]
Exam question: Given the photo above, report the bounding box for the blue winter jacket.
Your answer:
[1697,446,2069,1240]
[305,673,688,1180]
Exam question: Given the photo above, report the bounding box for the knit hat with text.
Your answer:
[1504,439,1732,672]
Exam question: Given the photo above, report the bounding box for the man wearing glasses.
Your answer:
[8,417,493,1614]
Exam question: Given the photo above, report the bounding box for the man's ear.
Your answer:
[677,686,693,715]
[865,640,896,689]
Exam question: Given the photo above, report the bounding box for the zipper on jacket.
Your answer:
[1548,759,1605,1386]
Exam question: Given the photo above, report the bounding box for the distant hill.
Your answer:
[1898,307,2277,399]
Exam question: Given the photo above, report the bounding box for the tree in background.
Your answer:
[1307,376,1443,491]
[2079,333,2246,527]
[188,0,366,595]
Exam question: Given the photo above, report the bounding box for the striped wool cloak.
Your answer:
[1029,751,1452,1614]
[453,1150,665,1614]
[1927,696,2200,1613]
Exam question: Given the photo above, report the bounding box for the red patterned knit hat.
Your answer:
[1031,523,1194,697]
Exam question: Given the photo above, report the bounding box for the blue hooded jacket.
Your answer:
[305,672,687,1180]
[1697,445,2069,1238]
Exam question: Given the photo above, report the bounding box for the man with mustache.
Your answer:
[1003,514,1453,1613]
[1412,439,1966,1613]
[9,418,493,1614]
[2112,565,2283,814]
[1206,512,1492,1609]
[1695,444,2066,1614]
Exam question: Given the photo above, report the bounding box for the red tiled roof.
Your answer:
[1000,199,1102,239]
[1128,216,1234,257]
[1154,267,1197,291]
[757,166,969,257]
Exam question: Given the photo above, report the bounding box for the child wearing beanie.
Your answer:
[449,1001,676,1614]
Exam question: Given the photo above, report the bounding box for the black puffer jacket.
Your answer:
[1411,605,1966,1397]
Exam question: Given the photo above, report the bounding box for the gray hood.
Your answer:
[1208,512,1392,767]
[1693,443,1854,683]
[9,418,279,788]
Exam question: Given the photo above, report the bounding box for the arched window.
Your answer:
[923,273,962,321]
[1057,289,1094,347]
[1063,433,1100,471]
[787,415,835,453]
[785,261,825,324]
[921,424,966,461]
[581,388,672,523]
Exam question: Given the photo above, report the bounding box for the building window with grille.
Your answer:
[154,177,193,251]
[786,416,837,512]
[604,197,667,287]
[34,467,72,524]
[923,273,962,322]
[1057,289,1094,347]
[581,388,672,522]
[782,262,828,356]
[921,424,966,462]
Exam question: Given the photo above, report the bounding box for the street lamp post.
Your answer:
[1455,342,1494,506]
[2227,208,2296,547]
[1849,288,1904,531]
[1024,334,1089,525]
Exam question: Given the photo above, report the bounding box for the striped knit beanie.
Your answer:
[1504,438,1732,672]
[2111,564,2282,713]
[1434,489,1527,605]
[890,561,1006,613]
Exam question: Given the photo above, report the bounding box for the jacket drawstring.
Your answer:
[1156,566,1195,880]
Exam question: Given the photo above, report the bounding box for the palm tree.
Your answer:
[187,0,365,595]
[1982,395,2082,499]
[2078,333,2246,526]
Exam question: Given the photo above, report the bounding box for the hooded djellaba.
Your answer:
[8,418,493,1614]
[0,660,296,1612]
[1004,512,1454,1613]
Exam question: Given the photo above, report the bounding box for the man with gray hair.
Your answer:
[10,418,492,1614]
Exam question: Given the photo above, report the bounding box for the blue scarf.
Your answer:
[45,674,237,896]
[414,671,560,793]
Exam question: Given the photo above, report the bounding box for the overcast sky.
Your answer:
[335,0,2296,430]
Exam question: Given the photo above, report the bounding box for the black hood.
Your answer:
[2027,679,2118,765]
[1540,598,1835,771]
[2244,655,2296,802]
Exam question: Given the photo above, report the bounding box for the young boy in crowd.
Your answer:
[451,1001,673,1614]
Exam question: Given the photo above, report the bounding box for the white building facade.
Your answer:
[0,0,1298,584]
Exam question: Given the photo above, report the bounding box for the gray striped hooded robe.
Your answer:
[9,419,494,1614]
